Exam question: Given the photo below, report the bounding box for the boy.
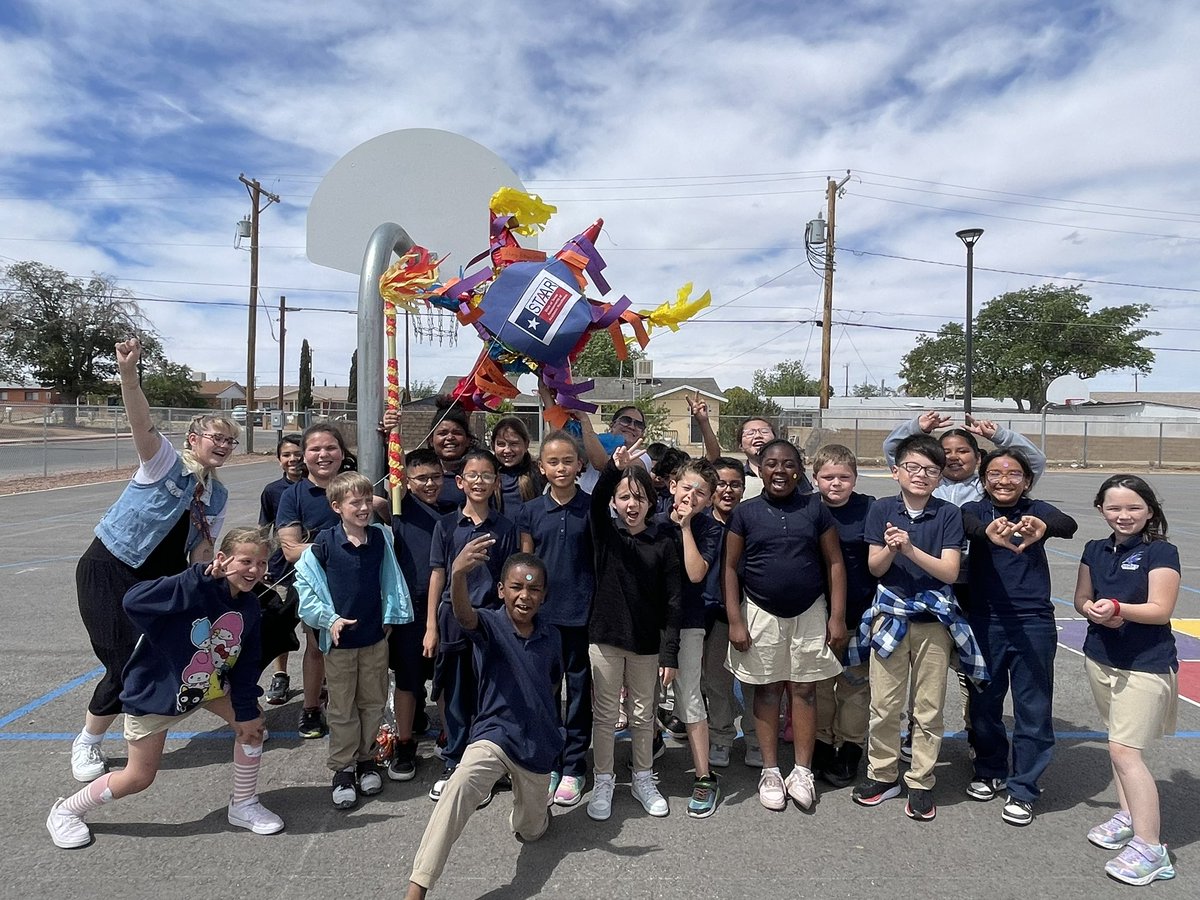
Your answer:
[426,449,520,802]
[811,444,875,787]
[258,433,304,704]
[387,448,455,782]
[850,435,986,821]
[405,542,563,899]
[296,472,412,809]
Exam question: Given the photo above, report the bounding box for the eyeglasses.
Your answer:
[461,472,497,483]
[742,427,773,437]
[614,415,646,432]
[898,462,942,478]
[716,480,745,491]
[197,432,239,448]
[409,473,444,485]
[985,471,1027,484]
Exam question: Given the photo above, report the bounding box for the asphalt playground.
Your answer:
[2,461,1198,899]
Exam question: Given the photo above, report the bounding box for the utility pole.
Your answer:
[819,170,852,410]
[844,363,850,398]
[277,295,287,444]
[239,173,280,453]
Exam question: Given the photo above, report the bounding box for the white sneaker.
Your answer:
[708,744,731,768]
[227,795,285,835]
[631,771,669,817]
[47,798,93,849]
[587,773,616,821]
[758,769,787,811]
[71,738,106,783]
[785,766,816,809]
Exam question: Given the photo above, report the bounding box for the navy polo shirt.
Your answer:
[498,467,529,520]
[518,489,594,627]
[391,492,454,618]
[466,607,565,774]
[654,510,724,630]
[701,512,732,625]
[729,490,835,618]
[436,460,468,509]
[276,478,339,540]
[430,508,520,651]
[864,495,963,599]
[962,496,1076,619]
[826,492,877,628]
[1081,536,1179,673]
[259,475,299,583]
[312,524,386,649]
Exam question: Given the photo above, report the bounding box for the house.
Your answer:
[195,380,245,410]
[0,384,61,405]
[254,384,353,417]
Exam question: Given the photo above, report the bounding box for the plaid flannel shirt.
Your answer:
[847,584,989,683]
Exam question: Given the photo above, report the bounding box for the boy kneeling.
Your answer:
[406,539,563,899]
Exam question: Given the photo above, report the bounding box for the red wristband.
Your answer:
[1110,599,1122,617]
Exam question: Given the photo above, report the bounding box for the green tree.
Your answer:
[751,359,820,398]
[852,381,896,399]
[142,361,201,408]
[408,378,438,400]
[298,339,313,412]
[631,395,671,442]
[717,385,782,448]
[900,284,1155,411]
[0,261,161,421]
[347,350,357,408]
[572,336,645,378]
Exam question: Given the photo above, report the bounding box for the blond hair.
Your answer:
[217,524,274,556]
[182,413,240,480]
[327,471,375,504]
[811,443,858,476]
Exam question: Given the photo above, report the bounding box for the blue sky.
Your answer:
[2,0,1198,400]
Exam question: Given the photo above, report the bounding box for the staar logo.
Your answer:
[506,270,581,345]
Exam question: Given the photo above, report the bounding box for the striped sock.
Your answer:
[231,742,262,805]
[60,773,114,816]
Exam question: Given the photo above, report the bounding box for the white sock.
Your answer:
[76,729,103,747]
[762,765,781,776]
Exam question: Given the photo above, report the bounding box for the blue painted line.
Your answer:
[0,666,103,727]
[0,555,79,570]
[0,731,303,741]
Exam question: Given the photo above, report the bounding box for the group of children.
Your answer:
[47,397,1183,890]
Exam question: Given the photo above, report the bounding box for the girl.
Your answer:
[259,432,305,705]
[428,398,477,508]
[725,438,846,813]
[48,526,284,848]
[653,458,724,818]
[519,429,594,807]
[1073,475,1179,886]
[961,449,1077,826]
[70,338,233,784]
[586,440,683,822]
[490,415,544,517]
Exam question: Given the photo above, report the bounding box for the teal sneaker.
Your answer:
[687,774,721,819]
[547,771,562,805]
[1088,811,1134,850]
[1105,837,1175,886]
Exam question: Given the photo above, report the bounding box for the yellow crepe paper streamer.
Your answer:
[641,283,712,334]
[379,247,443,314]
[489,187,557,236]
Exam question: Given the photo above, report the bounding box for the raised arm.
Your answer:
[882,413,945,467]
[450,535,494,631]
[687,392,722,462]
[115,338,161,463]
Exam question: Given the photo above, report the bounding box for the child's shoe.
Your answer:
[825,742,862,788]
[70,737,106,783]
[356,760,384,796]
[687,774,721,819]
[632,771,669,817]
[905,787,936,821]
[587,773,616,821]
[46,798,93,849]
[757,769,787,811]
[784,766,816,810]
[264,672,290,705]
[811,740,835,779]
[387,739,418,782]
[227,795,285,835]
[1001,796,1033,827]
[966,775,1006,801]
[1104,837,1175,886]
[429,765,454,802]
[332,768,357,809]
[547,771,562,804]
[708,743,731,769]
[298,707,327,739]
[899,732,913,763]
[1088,810,1134,849]
[554,774,586,808]
[852,777,901,807]
[744,745,763,768]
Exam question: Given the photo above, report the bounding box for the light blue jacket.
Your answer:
[94,453,227,568]
[295,523,413,653]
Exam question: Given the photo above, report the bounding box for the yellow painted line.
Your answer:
[1171,619,1200,639]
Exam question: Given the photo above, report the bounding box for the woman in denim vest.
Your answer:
[69,338,235,784]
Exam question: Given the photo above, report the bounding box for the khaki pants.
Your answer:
[815,661,870,746]
[324,637,389,772]
[702,621,738,749]
[590,643,659,774]
[866,620,952,790]
[410,740,550,889]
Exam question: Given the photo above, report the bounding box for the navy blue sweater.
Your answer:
[121,564,262,722]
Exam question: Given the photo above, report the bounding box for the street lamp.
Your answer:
[955,228,984,415]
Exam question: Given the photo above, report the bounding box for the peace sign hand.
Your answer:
[686,391,709,423]
[613,438,645,471]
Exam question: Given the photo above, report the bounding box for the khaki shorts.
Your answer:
[1085,657,1178,749]
[726,597,842,686]
[124,698,230,742]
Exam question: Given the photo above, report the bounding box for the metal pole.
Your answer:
[964,240,974,416]
[853,418,859,457]
[1158,421,1164,467]
[278,296,286,445]
[1083,420,1089,467]
[113,413,119,470]
[43,414,48,477]
[357,223,417,495]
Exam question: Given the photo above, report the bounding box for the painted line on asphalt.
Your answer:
[0,666,104,727]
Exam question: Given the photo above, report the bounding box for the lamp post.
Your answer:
[955,228,984,415]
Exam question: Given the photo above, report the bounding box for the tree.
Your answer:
[0,261,161,421]
[630,395,671,442]
[141,361,202,408]
[571,335,645,378]
[899,284,1155,411]
[717,385,782,448]
[298,339,313,412]
[347,350,357,408]
[751,359,820,398]
[851,381,896,399]
[408,378,438,400]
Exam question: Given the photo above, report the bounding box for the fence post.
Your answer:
[43,414,48,477]
[853,418,859,457]
[1158,422,1164,468]
[114,411,120,469]
[1082,420,1088,468]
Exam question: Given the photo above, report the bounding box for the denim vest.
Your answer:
[94,454,228,568]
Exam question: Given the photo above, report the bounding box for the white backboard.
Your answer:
[1046,374,1091,405]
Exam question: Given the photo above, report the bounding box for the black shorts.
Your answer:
[75,540,146,717]
[257,583,301,669]
[388,620,433,693]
